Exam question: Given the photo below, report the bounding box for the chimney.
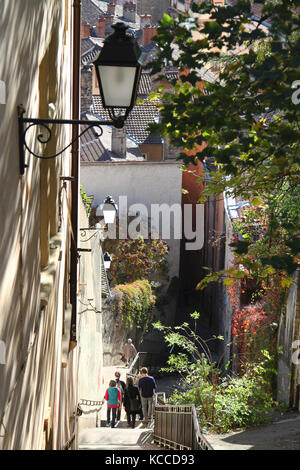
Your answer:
[140,14,152,29]
[81,67,93,113]
[142,25,157,46]
[81,21,91,39]
[92,66,100,95]
[95,16,106,37]
[104,14,115,33]
[107,2,116,15]
[112,126,127,157]
[123,2,136,23]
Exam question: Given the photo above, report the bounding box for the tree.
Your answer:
[103,236,169,286]
[149,1,300,274]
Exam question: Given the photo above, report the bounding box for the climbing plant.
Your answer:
[80,185,93,216]
[113,279,156,332]
[197,201,291,370]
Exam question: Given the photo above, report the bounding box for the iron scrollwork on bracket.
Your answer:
[17,105,117,175]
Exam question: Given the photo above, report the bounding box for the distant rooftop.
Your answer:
[80,114,144,162]
[92,96,161,145]
[82,0,105,26]
[81,38,101,65]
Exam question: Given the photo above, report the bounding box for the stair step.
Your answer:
[78,426,156,450]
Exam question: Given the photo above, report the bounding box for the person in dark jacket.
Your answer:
[138,367,157,426]
[124,377,142,428]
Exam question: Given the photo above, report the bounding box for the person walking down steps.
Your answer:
[115,371,126,422]
[104,379,122,428]
[123,338,137,367]
[138,367,157,427]
[124,377,142,429]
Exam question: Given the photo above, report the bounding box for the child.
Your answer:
[104,379,122,428]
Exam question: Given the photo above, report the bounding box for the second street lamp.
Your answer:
[18,22,143,174]
[101,196,118,225]
[103,252,112,270]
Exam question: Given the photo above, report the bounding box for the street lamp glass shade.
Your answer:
[97,65,137,108]
[100,195,118,224]
[93,22,142,110]
[102,204,117,224]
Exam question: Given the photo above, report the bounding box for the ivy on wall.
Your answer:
[112,280,156,332]
[80,185,93,216]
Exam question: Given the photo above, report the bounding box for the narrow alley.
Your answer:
[1,0,299,453]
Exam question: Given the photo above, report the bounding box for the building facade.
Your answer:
[0,0,80,449]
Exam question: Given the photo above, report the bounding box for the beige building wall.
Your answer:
[0,0,79,449]
[77,197,104,430]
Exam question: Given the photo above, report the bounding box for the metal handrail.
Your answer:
[126,351,149,384]
[125,352,212,449]
[153,403,213,450]
[191,404,213,450]
[127,352,140,376]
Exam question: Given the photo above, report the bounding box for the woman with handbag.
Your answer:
[124,377,142,429]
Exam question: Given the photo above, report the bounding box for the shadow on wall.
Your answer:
[0,1,68,449]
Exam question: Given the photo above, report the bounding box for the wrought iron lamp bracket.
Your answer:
[17,105,127,175]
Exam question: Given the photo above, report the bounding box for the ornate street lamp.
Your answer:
[93,22,142,128]
[96,195,118,224]
[18,22,143,174]
[103,252,112,270]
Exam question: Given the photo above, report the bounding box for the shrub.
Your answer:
[154,314,277,433]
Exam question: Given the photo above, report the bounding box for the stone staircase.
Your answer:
[78,364,163,450]
[79,421,159,450]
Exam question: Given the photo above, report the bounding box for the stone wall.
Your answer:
[101,279,176,367]
[102,294,139,366]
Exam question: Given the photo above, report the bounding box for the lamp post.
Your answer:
[18,22,143,174]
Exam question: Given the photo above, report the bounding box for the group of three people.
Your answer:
[104,367,157,429]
